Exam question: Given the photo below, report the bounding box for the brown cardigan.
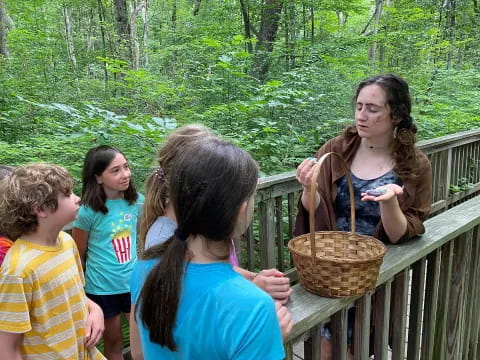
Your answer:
[293,133,432,243]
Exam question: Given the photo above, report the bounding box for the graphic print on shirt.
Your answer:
[110,212,133,264]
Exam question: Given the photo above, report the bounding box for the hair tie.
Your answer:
[174,229,188,241]
[155,167,165,182]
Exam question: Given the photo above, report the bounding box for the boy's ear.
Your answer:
[33,206,49,219]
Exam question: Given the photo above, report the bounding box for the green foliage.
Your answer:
[1,0,479,181]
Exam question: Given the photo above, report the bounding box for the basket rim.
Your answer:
[287,230,387,264]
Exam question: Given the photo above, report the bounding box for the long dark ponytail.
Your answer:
[137,137,258,350]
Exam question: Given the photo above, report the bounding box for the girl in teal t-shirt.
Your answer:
[73,145,143,360]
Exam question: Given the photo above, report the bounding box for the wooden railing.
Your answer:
[284,192,480,360]
[242,129,480,274]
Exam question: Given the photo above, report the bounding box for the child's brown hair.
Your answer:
[138,124,214,249]
[0,163,73,240]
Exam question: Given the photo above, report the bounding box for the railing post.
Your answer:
[284,340,294,360]
[433,241,454,360]
[276,196,285,272]
[467,226,480,359]
[391,269,409,360]
[304,324,322,360]
[332,308,349,360]
[407,258,427,360]
[445,230,473,359]
[373,281,392,360]
[443,148,452,208]
[421,249,441,360]
[259,198,277,269]
[354,292,372,360]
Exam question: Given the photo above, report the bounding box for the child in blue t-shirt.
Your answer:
[73,145,144,360]
[130,137,285,360]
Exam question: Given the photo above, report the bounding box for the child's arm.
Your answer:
[0,331,23,359]
[129,305,144,360]
[72,227,89,267]
[85,298,104,348]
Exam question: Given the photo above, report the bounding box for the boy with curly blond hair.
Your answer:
[0,163,106,360]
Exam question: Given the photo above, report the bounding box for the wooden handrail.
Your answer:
[285,195,480,359]
[247,128,480,273]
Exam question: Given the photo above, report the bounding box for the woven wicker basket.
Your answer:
[288,152,387,298]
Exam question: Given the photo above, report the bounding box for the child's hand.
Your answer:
[253,269,292,304]
[85,299,105,348]
[275,301,293,339]
[361,184,403,202]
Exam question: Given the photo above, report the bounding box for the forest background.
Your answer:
[0,0,479,190]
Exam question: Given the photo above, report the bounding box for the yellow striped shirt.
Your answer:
[0,232,105,360]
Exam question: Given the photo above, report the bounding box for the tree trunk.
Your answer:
[130,1,145,70]
[63,6,77,73]
[444,0,456,69]
[114,0,132,65]
[141,0,149,67]
[253,0,284,81]
[97,0,108,90]
[368,0,384,72]
[310,6,314,43]
[238,0,253,53]
[86,8,95,77]
[0,0,8,58]
[193,0,201,16]
[287,0,296,68]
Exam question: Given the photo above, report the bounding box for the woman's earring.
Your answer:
[393,126,398,139]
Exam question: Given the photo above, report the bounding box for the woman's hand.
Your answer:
[296,157,318,190]
[297,157,321,211]
[361,184,403,202]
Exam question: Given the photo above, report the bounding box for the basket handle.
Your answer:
[308,152,356,263]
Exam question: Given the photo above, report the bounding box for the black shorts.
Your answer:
[86,292,131,319]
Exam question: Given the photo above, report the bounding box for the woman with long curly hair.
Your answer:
[294,74,432,359]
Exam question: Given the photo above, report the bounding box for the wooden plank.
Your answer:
[304,324,322,360]
[407,258,427,360]
[245,224,255,271]
[446,230,473,359]
[288,192,295,267]
[391,269,409,360]
[433,242,454,360]
[253,130,480,205]
[373,281,391,360]
[421,249,441,360]
[431,199,447,214]
[468,227,480,359]
[331,308,348,360]
[276,196,285,272]
[284,340,294,360]
[353,292,372,360]
[259,198,276,269]
[417,129,480,154]
[462,228,475,359]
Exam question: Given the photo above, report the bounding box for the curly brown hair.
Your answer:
[0,163,73,240]
[347,74,420,179]
[138,124,215,249]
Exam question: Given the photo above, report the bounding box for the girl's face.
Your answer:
[232,195,255,239]
[355,84,395,140]
[96,153,131,199]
